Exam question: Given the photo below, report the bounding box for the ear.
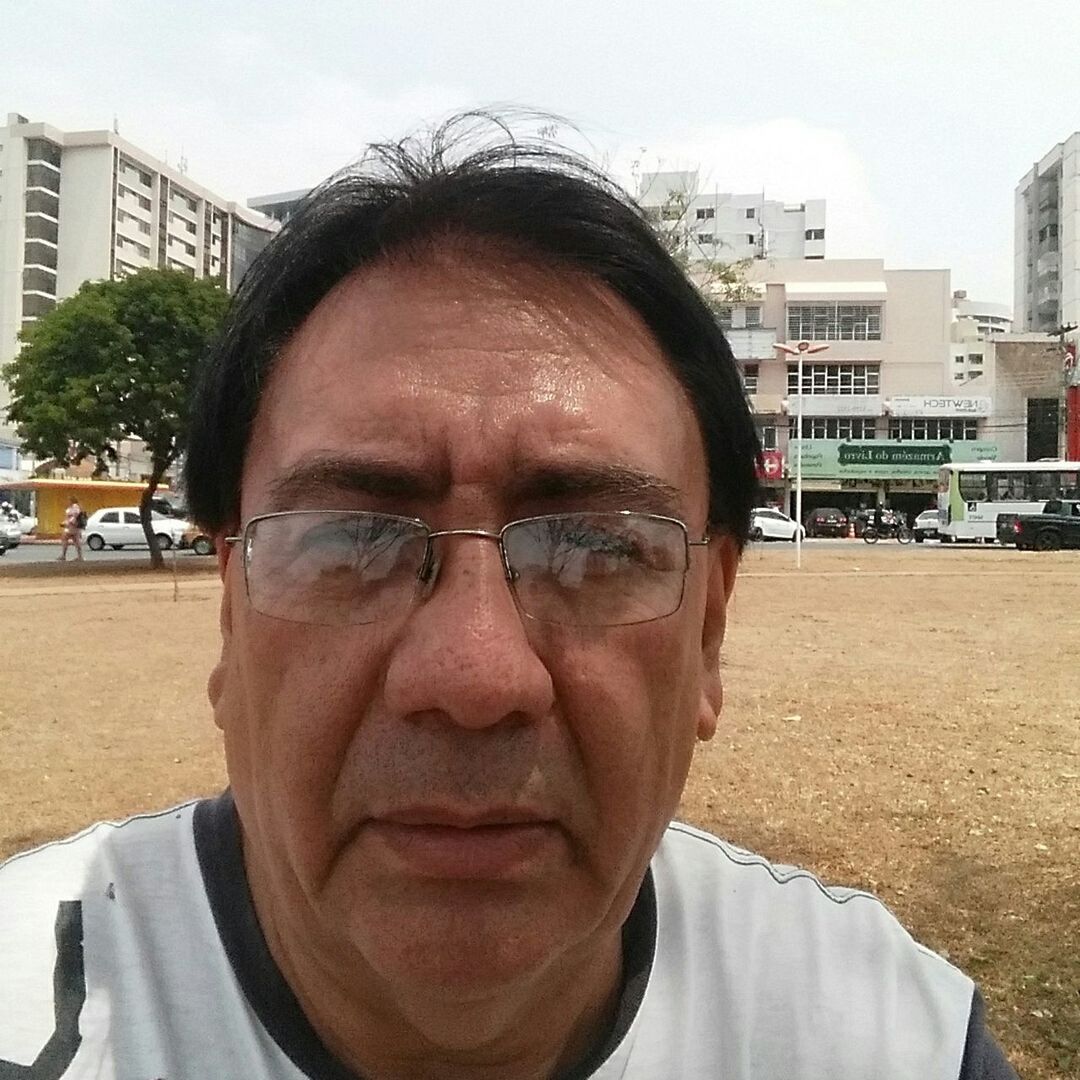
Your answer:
[207,530,239,731]
[696,533,740,742]
[214,529,235,580]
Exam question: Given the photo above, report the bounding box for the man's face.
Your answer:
[210,253,736,1004]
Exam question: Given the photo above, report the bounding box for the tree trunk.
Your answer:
[140,457,172,570]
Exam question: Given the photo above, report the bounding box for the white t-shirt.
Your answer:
[0,794,1017,1079]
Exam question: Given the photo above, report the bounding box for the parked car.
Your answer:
[0,513,21,549]
[912,509,940,543]
[83,507,193,551]
[1012,499,1080,551]
[181,526,216,556]
[804,507,849,538]
[750,507,805,542]
[151,496,189,518]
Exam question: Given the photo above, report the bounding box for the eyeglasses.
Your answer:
[225,510,708,628]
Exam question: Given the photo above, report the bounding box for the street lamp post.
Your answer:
[776,340,830,568]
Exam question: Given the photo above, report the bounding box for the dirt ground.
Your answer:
[1,546,1077,1078]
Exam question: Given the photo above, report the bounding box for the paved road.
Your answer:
[1,541,212,566]
[750,537,948,551]
[5,536,954,566]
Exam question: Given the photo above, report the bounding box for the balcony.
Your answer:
[725,326,777,360]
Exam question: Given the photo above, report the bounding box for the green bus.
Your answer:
[937,461,1080,542]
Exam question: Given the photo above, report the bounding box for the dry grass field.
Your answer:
[1,545,1077,1078]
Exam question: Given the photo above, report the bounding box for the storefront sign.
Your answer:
[888,396,991,417]
[757,450,785,483]
[786,395,882,417]
[787,440,999,480]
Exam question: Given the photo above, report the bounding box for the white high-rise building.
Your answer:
[1014,133,1080,334]
[0,111,278,451]
[636,170,826,263]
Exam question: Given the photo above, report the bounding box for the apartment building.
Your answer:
[729,258,1001,518]
[636,170,826,263]
[1015,133,1080,334]
[247,188,309,224]
[952,290,1012,339]
[0,111,278,451]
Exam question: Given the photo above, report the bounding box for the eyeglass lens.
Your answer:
[243,511,690,627]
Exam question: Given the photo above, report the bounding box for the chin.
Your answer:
[333,884,581,997]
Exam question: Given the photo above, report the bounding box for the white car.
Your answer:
[0,515,20,548]
[750,507,805,542]
[83,507,193,551]
[913,509,940,543]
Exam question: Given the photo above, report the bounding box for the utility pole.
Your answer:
[776,340,830,568]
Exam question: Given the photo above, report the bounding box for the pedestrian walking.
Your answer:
[58,496,84,561]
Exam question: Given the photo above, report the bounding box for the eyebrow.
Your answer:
[505,462,687,517]
[264,456,444,511]
[264,455,687,518]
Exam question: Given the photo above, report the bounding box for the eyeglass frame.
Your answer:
[224,509,711,627]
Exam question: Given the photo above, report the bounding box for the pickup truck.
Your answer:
[1008,499,1080,551]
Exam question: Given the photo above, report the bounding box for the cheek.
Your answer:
[217,615,390,875]
[550,625,703,854]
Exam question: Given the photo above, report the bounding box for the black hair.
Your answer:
[184,114,760,546]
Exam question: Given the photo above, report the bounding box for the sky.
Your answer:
[5,0,1080,308]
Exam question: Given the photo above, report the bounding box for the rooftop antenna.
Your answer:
[113,114,119,134]
[178,148,188,175]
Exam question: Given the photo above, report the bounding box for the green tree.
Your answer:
[3,269,230,567]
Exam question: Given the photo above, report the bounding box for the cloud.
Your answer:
[606,118,887,263]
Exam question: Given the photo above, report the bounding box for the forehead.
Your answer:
[244,252,708,515]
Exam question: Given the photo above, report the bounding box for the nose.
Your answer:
[381,533,556,729]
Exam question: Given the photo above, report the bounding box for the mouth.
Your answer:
[364,807,563,880]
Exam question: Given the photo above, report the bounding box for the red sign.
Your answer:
[757,450,785,482]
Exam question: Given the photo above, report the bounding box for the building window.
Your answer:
[697,233,714,245]
[787,362,880,395]
[786,303,882,341]
[21,293,57,318]
[25,138,62,168]
[714,305,733,328]
[955,354,965,364]
[746,233,756,244]
[24,240,57,269]
[790,417,877,439]
[804,228,825,241]
[695,207,715,220]
[888,418,978,441]
[25,189,59,217]
[26,163,60,192]
[758,424,778,450]
[742,364,759,394]
[24,215,59,244]
[968,353,983,367]
[745,306,762,328]
[745,207,756,219]
[22,266,57,294]
[118,235,150,259]
[121,160,153,188]
[119,184,152,211]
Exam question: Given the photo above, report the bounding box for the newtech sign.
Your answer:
[789,440,1000,480]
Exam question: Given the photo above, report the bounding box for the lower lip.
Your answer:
[366,821,561,880]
